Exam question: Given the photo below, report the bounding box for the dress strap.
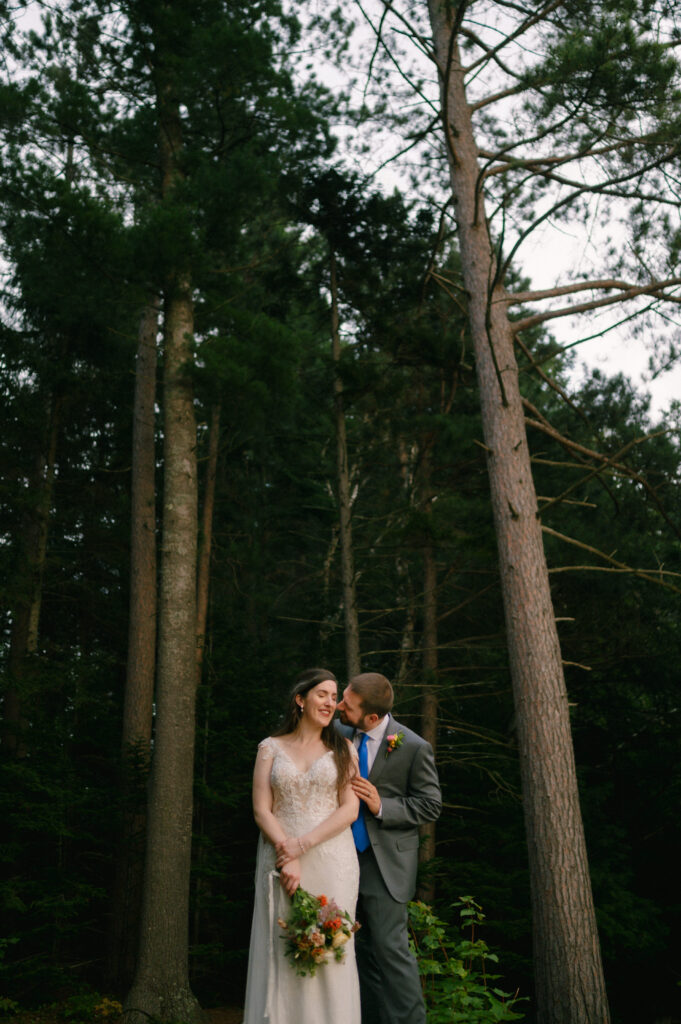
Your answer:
[257,736,278,761]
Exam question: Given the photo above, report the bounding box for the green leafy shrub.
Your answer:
[48,993,122,1021]
[409,896,527,1022]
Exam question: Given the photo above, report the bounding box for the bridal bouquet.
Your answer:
[278,887,360,976]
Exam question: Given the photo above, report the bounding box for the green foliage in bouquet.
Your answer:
[409,897,527,1022]
[278,887,359,977]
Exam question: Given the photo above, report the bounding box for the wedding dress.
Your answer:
[243,737,361,1024]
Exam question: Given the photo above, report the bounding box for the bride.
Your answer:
[243,668,361,1024]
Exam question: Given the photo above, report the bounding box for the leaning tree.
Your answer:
[350,1,681,1021]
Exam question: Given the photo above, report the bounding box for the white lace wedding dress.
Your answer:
[243,737,361,1024]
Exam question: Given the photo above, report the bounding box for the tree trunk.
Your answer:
[426,5,610,1021]
[125,46,202,1023]
[395,567,415,688]
[107,296,159,993]
[330,250,361,678]
[191,402,220,955]
[418,436,438,897]
[418,537,438,900]
[196,403,220,690]
[2,391,60,756]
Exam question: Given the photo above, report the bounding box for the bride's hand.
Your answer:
[275,836,304,867]
[279,857,301,897]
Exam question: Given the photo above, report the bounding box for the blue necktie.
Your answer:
[352,732,371,853]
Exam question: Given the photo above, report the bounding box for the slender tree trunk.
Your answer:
[125,44,202,1023]
[330,250,361,678]
[196,403,220,690]
[418,445,438,899]
[2,392,60,756]
[123,297,160,754]
[426,6,610,1022]
[107,296,159,992]
[395,566,415,687]
[191,403,220,955]
[396,440,415,687]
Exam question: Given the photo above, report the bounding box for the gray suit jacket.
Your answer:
[338,714,441,903]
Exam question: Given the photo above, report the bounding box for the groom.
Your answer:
[336,672,441,1024]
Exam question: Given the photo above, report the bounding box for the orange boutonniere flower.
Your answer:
[385,731,404,757]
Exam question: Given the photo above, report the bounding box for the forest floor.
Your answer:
[206,1009,243,1024]
[2,1008,244,1024]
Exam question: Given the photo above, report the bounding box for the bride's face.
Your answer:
[297,680,338,729]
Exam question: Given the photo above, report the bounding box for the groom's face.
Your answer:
[337,686,372,730]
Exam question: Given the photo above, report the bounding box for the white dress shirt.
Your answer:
[355,716,390,818]
[355,715,390,773]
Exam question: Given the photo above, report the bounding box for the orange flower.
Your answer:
[319,895,328,907]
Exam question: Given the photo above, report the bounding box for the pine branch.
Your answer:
[463,0,564,75]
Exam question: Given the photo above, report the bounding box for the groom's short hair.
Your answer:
[349,673,394,718]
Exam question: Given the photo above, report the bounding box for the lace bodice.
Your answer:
[258,737,341,836]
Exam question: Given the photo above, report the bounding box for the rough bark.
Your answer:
[426,4,610,1021]
[330,250,361,678]
[107,296,159,992]
[2,392,60,756]
[124,44,202,1023]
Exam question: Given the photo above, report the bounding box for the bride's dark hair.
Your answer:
[273,667,353,795]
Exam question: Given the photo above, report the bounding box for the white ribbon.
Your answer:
[264,869,282,1022]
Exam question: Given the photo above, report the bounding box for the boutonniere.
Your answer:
[385,731,404,757]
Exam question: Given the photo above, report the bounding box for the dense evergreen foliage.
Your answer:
[1,3,680,1022]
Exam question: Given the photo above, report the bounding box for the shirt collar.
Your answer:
[360,715,390,744]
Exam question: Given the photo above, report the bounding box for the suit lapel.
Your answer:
[368,714,394,784]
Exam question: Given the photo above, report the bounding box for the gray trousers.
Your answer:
[355,848,426,1024]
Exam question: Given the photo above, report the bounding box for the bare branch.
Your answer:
[543,526,681,593]
[512,277,681,332]
[469,82,530,111]
[537,428,665,515]
[525,410,681,539]
[355,0,440,114]
[499,146,681,281]
[458,26,527,83]
[481,131,667,178]
[505,277,675,306]
[514,333,593,432]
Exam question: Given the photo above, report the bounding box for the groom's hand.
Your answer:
[351,777,381,816]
